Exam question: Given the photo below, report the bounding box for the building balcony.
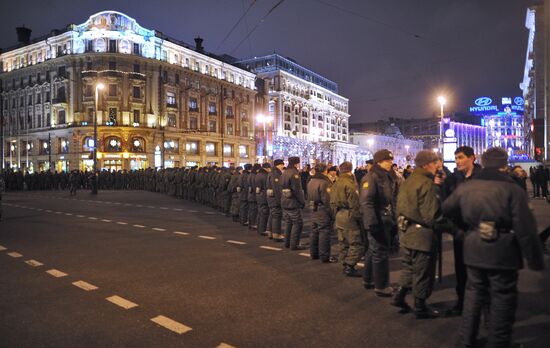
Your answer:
[81,71,98,78]
[101,70,123,78]
[128,72,146,81]
[166,102,178,108]
[51,97,67,105]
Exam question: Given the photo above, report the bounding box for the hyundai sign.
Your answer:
[469,96,523,116]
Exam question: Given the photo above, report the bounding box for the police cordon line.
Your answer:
[0,146,546,347]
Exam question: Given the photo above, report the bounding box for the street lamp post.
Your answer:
[437,96,446,152]
[92,82,104,195]
[257,114,273,162]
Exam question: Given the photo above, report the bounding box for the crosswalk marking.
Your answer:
[174,232,189,236]
[227,240,246,245]
[150,315,192,335]
[198,235,216,240]
[46,269,68,278]
[106,295,139,309]
[72,280,98,291]
[7,252,23,258]
[152,228,166,232]
[260,246,282,251]
[25,259,44,267]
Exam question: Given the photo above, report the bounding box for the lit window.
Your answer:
[205,142,216,156]
[239,145,248,158]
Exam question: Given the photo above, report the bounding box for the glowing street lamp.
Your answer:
[437,95,446,152]
[92,82,104,195]
[257,114,273,160]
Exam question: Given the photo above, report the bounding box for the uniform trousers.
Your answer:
[461,267,518,348]
[364,223,392,289]
[257,204,269,235]
[283,208,303,249]
[335,210,364,267]
[270,206,282,236]
[310,209,333,261]
[398,247,436,300]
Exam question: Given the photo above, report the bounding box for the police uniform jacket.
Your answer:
[239,171,250,201]
[396,168,441,252]
[254,169,269,205]
[267,168,282,208]
[442,168,544,271]
[329,174,361,221]
[359,164,396,229]
[307,173,333,217]
[280,167,305,209]
[247,172,257,202]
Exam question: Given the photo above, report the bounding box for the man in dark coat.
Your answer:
[443,146,482,316]
[360,149,397,296]
[267,159,285,241]
[255,163,271,236]
[307,163,336,263]
[281,157,306,250]
[239,164,251,226]
[442,147,544,347]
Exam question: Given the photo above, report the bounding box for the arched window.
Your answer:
[131,137,145,152]
[83,136,95,151]
[105,136,122,152]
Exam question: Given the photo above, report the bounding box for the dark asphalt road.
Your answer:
[1,190,549,348]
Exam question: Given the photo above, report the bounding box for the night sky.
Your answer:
[0,0,536,122]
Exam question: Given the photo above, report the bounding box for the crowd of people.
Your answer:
[0,146,548,347]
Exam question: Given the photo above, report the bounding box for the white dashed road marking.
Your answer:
[88,217,98,220]
[174,231,189,236]
[0,245,7,251]
[205,212,216,215]
[101,219,112,223]
[173,208,183,211]
[150,315,192,335]
[260,246,282,251]
[217,343,236,348]
[147,206,155,209]
[7,252,23,258]
[72,280,98,291]
[227,240,247,245]
[298,253,311,257]
[25,259,44,267]
[116,221,128,225]
[160,207,169,210]
[106,295,139,309]
[152,228,166,232]
[187,210,198,213]
[65,213,73,216]
[46,269,68,278]
[76,215,85,218]
[133,224,146,228]
[198,235,216,240]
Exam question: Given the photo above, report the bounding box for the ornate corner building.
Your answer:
[238,54,357,165]
[0,11,261,172]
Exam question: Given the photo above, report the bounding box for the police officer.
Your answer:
[330,161,364,277]
[281,157,306,250]
[239,164,252,226]
[391,150,442,319]
[255,163,271,236]
[267,159,285,241]
[442,148,544,347]
[360,149,397,296]
[229,166,242,222]
[248,163,261,230]
[307,163,337,263]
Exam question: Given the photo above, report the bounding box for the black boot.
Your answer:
[391,287,411,312]
[414,298,439,319]
[343,264,362,278]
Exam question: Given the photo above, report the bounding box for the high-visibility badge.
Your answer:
[363,182,369,189]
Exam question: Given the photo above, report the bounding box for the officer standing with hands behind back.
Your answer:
[281,157,306,250]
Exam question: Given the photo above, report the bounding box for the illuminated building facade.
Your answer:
[238,54,356,165]
[520,5,549,162]
[0,11,259,171]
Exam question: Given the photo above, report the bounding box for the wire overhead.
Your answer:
[230,0,286,55]
[216,0,259,52]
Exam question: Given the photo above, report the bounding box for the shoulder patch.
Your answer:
[326,187,331,193]
[275,178,279,182]
[355,190,359,195]
[362,182,369,189]
[294,174,299,179]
